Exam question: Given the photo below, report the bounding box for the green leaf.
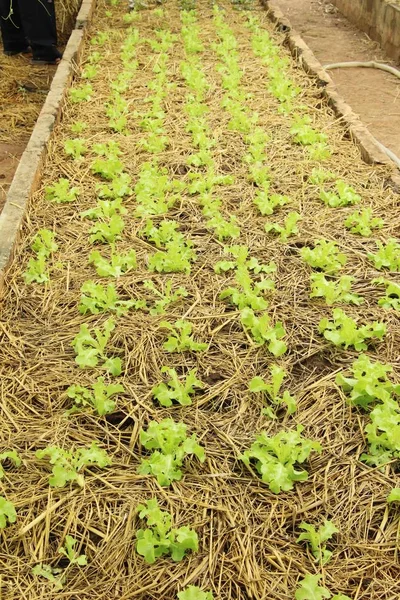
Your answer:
[301,240,347,274]
[387,488,400,503]
[59,535,87,566]
[310,274,363,306]
[368,239,400,272]
[345,208,383,237]
[319,309,386,351]
[161,320,208,353]
[45,178,79,204]
[152,368,203,407]
[297,520,338,563]
[32,564,64,589]
[178,586,214,600]
[0,496,17,529]
[295,574,331,600]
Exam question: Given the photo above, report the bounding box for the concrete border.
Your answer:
[0,0,96,291]
[262,0,400,191]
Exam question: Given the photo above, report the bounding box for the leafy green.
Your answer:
[336,354,399,408]
[96,173,132,199]
[45,178,79,204]
[66,377,124,416]
[240,308,287,356]
[387,488,400,503]
[344,208,383,237]
[265,211,301,241]
[214,245,276,275]
[32,564,64,589]
[253,189,290,216]
[368,239,400,271]
[309,168,335,185]
[143,280,187,315]
[36,442,111,487]
[89,247,137,277]
[71,318,122,376]
[300,240,347,274]
[249,365,296,414]
[161,320,208,353]
[310,273,363,306]
[81,198,127,221]
[64,138,87,160]
[178,586,214,600]
[69,83,93,103]
[23,229,58,284]
[89,214,125,244]
[241,425,321,493]
[91,158,124,181]
[297,520,338,564]
[136,498,198,563]
[0,496,17,529]
[220,266,274,311]
[319,309,386,351]
[79,280,144,316]
[373,277,400,310]
[59,535,87,566]
[290,116,328,146]
[320,181,360,208]
[0,450,21,479]
[295,574,330,600]
[152,368,203,407]
[139,418,205,486]
[361,396,400,466]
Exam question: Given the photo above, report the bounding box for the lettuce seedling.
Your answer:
[307,143,332,161]
[82,64,98,79]
[0,450,21,479]
[81,198,127,221]
[96,173,132,199]
[70,121,87,134]
[214,245,276,275]
[310,273,363,306]
[0,497,17,529]
[206,214,240,241]
[45,178,79,204]
[23,229,58,284]
[319,309,386,351]
[36,442,111,487]
[300,240,347,274]
[79,281,144,316]
[290,116,327,146]
[361,396,400,466]
[139,418,205,486]
[297,520,338,564]
[69,83,93,103]
[89,247,137,277]
[178,586,214,600]
[136,498,198,563]
[295,574,330,600]
[161,320,208,353]
[368,239,400,272]
[253,189,290,216]
[152,368,203,407]
[387,488,400,503]
[67,377,124,416]
[265,211,301,241]
[64,138,87,160]
[309,168,335,185]
[143,280,187,315]
[59,535,87,566]
[92,140,121,159]
[373,277,400,310]
[91,158,124,180]
[249,365,296,414]
[240,308,287,356]
[32,564,63,590]
[336,354,399,408]
[72,318,122,376]
[89,214,125,244]
[220,267,274,311]
[320,181,361,208]
[241,425,321,493]
[345,208,383,237]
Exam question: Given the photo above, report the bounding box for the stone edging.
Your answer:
[0,0,96,292]
[262,0,400,191]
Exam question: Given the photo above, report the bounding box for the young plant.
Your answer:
[310,274,363,306]
[64,138,87,160]
[96,173,132,199]
[361,396,400,467]
[143,280,188,315]
[265,211,301,241]
[320,181,361,208]
[249,365,296,415]
[373,277,400,310]
[319,309,386,351]
[79,281,144,316]
[220,267,274,311]
[178,587,214,600]
[214,245,276,275]
[81,198,127,221]
[149,242,196,274]
[0,497,17,529]
[0,450,21,479]
[161,320,208,353]
[91,158,124,180]
[70,121,87,134]
[136,498,198,563]
[66,377,125,416]
[69,83,93,103]
[32,564,63,590]
[240,425,321,493]
[23,229,58,284]
[59,536,87,566]
[72,318,122,376]
[309,168,335,185]
[297,520,338,564]
[368,239,400,272]
[240,308,287,357]
[89,247,137,278]
[336,354,399,408]
[290,116,327,146]
[36,442,111,487]
[253,190,290,217]
[344,208,383,237]
[300,240,347,274]
[45,178,79,204]
[387,488,400,503]
[152,368,203,407]
[295,574,330,600]
[139,418,205,486]
[89,214,125,244]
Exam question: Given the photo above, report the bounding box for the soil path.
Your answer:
[272,0,400,160]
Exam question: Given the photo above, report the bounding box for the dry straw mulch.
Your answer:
[0,0,399,598]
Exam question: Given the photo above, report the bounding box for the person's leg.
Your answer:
[17,0,61,62]
[0,0,30,54]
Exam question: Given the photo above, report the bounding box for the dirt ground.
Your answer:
[272,0,400,160]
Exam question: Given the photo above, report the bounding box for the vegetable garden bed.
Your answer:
[0,0,399,598]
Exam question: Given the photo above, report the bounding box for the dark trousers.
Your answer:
[0,0,57,58]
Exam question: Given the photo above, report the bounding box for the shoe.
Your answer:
[4,46,31,56]
[32,47,63,65]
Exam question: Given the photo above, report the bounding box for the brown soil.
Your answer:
[272,0,400,160]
